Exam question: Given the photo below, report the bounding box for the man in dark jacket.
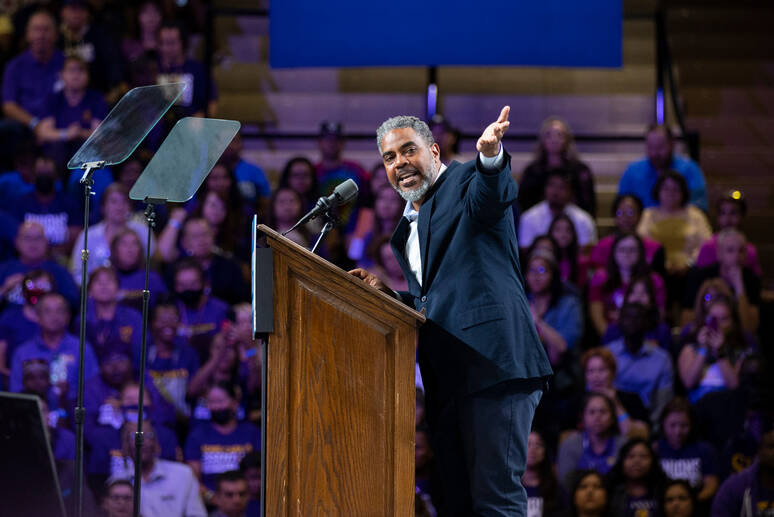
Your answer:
[712,427,774,516]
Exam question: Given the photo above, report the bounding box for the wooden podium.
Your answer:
[254,225,425,516]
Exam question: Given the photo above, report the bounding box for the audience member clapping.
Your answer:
[656,397,719,510]
[618,125,708,211]
[558,392,624,487]
[519,169,597,249]
[589,194,665,274]
[637,170,712,275]
[696,190,761,275]
[519,116,596,216]
[605,438,667,517]
[678,295,753,404]
[588,233,666,337]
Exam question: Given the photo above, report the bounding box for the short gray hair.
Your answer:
[376,116,435,154]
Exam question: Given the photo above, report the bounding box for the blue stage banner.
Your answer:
[270,0,622,68]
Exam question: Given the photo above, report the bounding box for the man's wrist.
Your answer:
[478,144,505,171]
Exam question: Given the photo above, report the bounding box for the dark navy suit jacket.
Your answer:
[390,153,552,398]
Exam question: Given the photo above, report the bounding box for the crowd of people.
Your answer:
[0,2,772,517]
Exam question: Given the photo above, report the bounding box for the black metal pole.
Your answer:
[132,202,157,517]
[74,162,101,517]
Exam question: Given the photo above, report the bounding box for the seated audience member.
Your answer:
[118,420,207,517]
[548,214,590,288]
[588,233,666,337]
[211,470,251,517]
[239,451,261,517]
[192,189,250,262]
[278,156,319,216]
[349,184,403,266]
[519,116,596,216]
[0,143,35,211]
[637,170,712,275]
[263,187,310,248]
[111,228,168,312]
[184,382,261,494]
[415,423,439,516]
[429,114,462,165]
[567,470,609,517]
[315,121,372,234]
[605,438,667,517]
[156,20,216,117]
[102,478,134,517]
[522,428,567,517]
[580,348,650,438]
[680,278,735,340]
[524,249,583,367]
[70,183,154,284]
[697,190,761,275]
[366,235,409,292]
[682,229,760,333]
[58,0,122,94]
[602,274,672,351]
[22,358,69,426]
[660,479,697,517]
[35,55,107,168]
[170,218,249,305]
[518,169,597,249]
[656,398,718,510]
[121,0,162,63]
[194,161,249,231]
[10,292,98,400]
[590,194,665,274]
[9,156,82,258]
[558,392,625,487]
[711,426,774,517]
[77,266,143,365]
[147,296,199,423]
[618,124,708,211]
[1,10,64,130]
[0,221,79,309]
[693,354,764,468]
[606,303,674,427]
[0,269,55,375]
[171,258,229,362]
[678,295,753,404]
[230,303,261,421]
[219,130,271,205]
[37,395,75,461]
[86,382,179,486]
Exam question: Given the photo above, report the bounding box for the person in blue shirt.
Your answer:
[618,125,708,212]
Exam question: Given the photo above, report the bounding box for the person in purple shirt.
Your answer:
[10,292,99,401]
[184,382,260,494]
[711,427,774,517]
[0,220,79,309]
[39,396,76,461]
[157,21,217,118]
[111,228,168,313]
[83,347,135,431]
[22,358,69,428]
[1,9,64,128]
[618,125,708,212]
[75,266,144,368]
[9,157,82,259]
[172,258,229,364]
[36,55,107,168]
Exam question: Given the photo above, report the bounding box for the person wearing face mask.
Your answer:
[172,258,229,363]
[118,419,207,517]
[184,382,260,499]
[9,155,82,259]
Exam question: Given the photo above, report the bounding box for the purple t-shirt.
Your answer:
[74,301,144,367]
[10,191,81,246]
[177,296,229,364]
[10,332,99,400]
[1,49,65,117]
[147,341,200,417]
[184,421,260,490]
[576,433,620,476]
[40,88,107,129]
[52,427,76,461]
[0,304,39,362]
[625,494,659,517]
[658,438,717,488]
[117,268,168,312]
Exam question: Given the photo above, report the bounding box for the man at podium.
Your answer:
[350,107,553,516]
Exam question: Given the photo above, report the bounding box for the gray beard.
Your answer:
[393,163,438,204]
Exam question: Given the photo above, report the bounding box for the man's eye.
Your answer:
[405,147,416,155]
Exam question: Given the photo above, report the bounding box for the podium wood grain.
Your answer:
[258,225,423,516]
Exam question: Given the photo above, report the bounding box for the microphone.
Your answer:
[282,179,358,236]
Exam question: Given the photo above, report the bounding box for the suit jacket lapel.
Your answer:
[417,195,434,290]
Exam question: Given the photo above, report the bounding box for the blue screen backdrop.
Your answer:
[270,0,622,68]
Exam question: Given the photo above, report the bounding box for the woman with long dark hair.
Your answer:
[522,428,567,516]
[567,470,610,517]
[548,214,590,289]
[605,438,667,517]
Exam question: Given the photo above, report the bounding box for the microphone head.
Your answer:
[332,178,358,205]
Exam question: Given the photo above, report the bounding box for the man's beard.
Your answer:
[392,162,438,204]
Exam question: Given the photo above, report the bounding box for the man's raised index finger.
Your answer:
[496,106,510,124]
